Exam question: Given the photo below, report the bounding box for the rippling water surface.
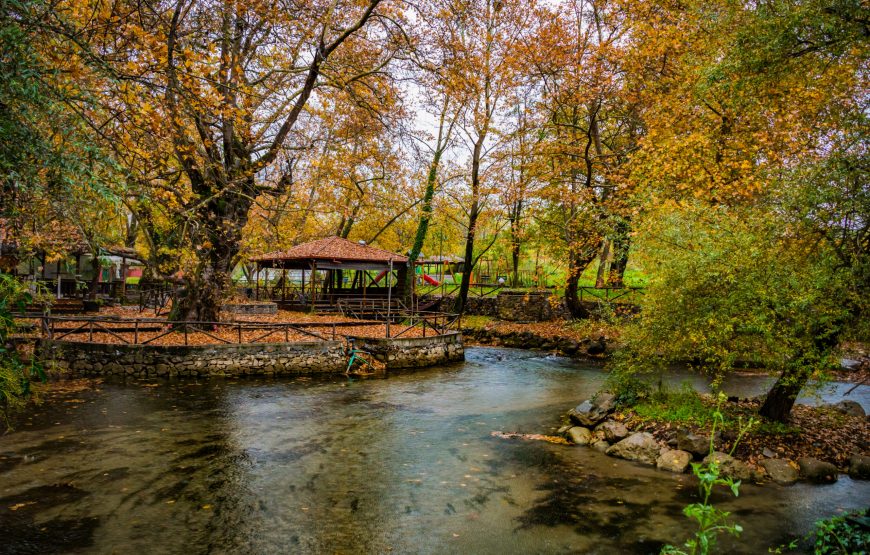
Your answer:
[0,347,867,554]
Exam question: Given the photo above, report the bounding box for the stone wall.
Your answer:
[352,332,465,369]
[223,302,278,315]
[496,292,570,321]
[463,297,498,316]
[39,339,346,378]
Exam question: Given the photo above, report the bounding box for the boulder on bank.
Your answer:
[848,454,870,480]
[759,458,799,485]
[676,429,713,457]
[568,392,616,427]
[826,400,866,418]
[595,420,629,443]
[797,457,839,483]
[567,426,594,446]
[703,451,752,482]
[656,449,692,473]
[606,432,661,465]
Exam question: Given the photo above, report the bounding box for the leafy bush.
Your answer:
[0,273,44,427]
[811,509,869,554]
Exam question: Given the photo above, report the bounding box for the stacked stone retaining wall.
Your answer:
[352,332,465,369]
[223,302,278,315]
[39,339,346,377]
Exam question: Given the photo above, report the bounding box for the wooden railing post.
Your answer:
[237,323,242,344]
[134,319,139,344]
[184,324,188,346]
[89,320,93,342]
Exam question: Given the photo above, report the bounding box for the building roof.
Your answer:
[252,236,408,269]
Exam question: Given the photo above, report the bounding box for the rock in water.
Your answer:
[591,440,610,452]
[703,451,752,481]
[759,458,799,485]
[656,449,692,473]
[676,429,712,457]
[566,426,594,446]
[606,432,661,465]
[586,336,607,355]
[848,454,870,480]
[797,457,839,483]
[594,420,629,443]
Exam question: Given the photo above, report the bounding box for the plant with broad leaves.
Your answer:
[662,393,755,555]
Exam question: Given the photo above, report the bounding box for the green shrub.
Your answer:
[0,273,45,427]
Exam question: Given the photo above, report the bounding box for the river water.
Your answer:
[0,347,867,554]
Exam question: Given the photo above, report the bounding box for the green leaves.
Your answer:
[662,397,753,555]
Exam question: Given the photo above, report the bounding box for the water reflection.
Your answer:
[0,348,866,554]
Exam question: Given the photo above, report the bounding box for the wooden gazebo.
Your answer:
[250,236,409,311]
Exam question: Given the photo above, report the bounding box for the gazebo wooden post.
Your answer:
[120,256,127,300]
[281,267,286,302]
[310,261,317,310]
[255,263,260,301]
[386,259,393,338]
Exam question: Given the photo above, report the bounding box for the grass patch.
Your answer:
[633,387,717,427]
[628,384,800,436]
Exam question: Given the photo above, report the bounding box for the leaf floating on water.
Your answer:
[201,504,212,510]
[490,431,570,445]
[9,502,35,511]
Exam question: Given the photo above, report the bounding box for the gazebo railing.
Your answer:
[40,316,331,345]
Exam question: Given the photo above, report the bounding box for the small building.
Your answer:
[250,236,409,312]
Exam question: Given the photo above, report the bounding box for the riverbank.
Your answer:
[461,316,620,358]
[556,389,869,486]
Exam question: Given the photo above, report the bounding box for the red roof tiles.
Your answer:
[251,236,408,265]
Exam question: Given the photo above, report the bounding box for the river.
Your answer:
[1,347,867,554]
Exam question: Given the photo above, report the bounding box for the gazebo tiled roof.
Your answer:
[251,236,408,268]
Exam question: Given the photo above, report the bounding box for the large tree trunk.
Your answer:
[760,328,842,422]
[564,248,597,319]
[170,183,249,322]
[594,239,611,288]
[759,365,810,423]
[608,219,631,288]
[88,253,102,300]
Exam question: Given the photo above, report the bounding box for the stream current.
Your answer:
[0,347,867,554]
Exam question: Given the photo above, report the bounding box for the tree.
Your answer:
[526,0,639,316]
[428,0,531,314]
[42,0,398,321]
[620,0,868,421]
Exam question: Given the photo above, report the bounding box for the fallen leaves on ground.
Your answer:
[628,399,869,471]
